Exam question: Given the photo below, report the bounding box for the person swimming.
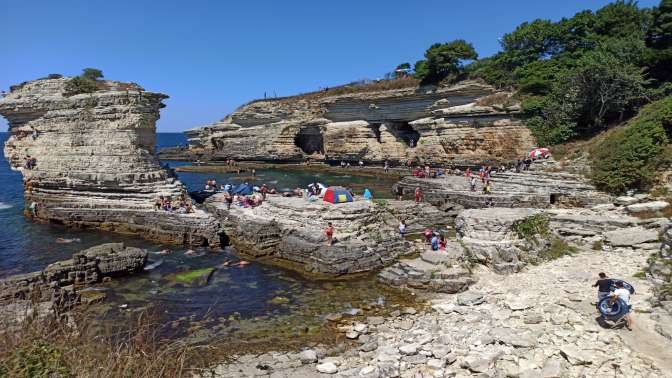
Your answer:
[56,237,81,244]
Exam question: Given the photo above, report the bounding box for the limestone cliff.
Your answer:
[181,81,535,165]
[1,77,220,246]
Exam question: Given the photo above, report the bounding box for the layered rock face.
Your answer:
[181,81,535,165]
[1,78,220,246]
[205,195,445,275]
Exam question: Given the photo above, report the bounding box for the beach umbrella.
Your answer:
[528,147,550,158]
[323,186,353,204]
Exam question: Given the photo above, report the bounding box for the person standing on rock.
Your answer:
[593,272,612,303]
[260,184,269,200]
[469,176,477,192]
[414,187,423,202]
[396,185,404,200]
[384,160,389,173]
[325,222,334,246]
[610,281,633,331]
[399,220,407,239]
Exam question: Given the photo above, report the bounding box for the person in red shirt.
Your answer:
[415,187,423,202]
[325,222,334,245]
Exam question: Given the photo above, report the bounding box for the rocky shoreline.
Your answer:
[0,243,148,324]
[204,244,671,378]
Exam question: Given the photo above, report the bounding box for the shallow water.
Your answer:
[0,132,408,347]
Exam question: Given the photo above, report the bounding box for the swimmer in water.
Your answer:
[184,249,196,256]
[56,237,80,244]
[232,260,250,267]
[157,249,171,255]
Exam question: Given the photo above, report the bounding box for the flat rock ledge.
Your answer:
[205,195,447,276]
[395,171,610,210]
[0,243,147,324]
[0,77,221,246]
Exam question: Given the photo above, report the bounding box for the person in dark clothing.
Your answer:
[593,272,612,303]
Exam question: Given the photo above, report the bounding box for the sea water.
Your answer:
[0,132,408,348]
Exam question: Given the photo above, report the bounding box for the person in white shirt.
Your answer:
[398,220,407,239]
[610,281,633,330]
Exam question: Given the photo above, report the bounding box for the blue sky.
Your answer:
[1,0,659,132]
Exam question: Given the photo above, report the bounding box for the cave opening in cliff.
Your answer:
[370,123,382,143]
[294,124,324,155]
[386,121,420,148]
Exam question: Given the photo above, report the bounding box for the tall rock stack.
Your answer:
[1,77,220,246]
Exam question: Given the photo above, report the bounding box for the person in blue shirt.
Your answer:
[363,188,373,200]
[431,234,439,251]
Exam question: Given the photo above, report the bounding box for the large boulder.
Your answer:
[206,195,447,276]
[455,208,548,273]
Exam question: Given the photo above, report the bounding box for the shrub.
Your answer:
[64,76,98,96]
[47,73,63,79]
[538,238,578,261]
[82,67,104,81]
[592,240,603,251]
[590,96,672,193]
[512,214,550,241]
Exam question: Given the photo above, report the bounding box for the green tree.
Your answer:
[646,0,672,82]
[414,40,477,84]
[501,19,563,66]
[81,68,103,81]
[559,49,648,130]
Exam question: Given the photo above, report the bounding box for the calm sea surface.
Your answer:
[0,132,405,345]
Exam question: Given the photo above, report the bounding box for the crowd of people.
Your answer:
[154,192,194,213]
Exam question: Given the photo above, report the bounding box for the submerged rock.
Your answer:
[165,267,216,287]
[0,77,220,246]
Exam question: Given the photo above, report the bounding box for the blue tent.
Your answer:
[323,186,354,204]
[234,183,254,195]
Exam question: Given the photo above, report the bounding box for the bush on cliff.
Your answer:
[82,67,104,81]
[64,68,104,96]
[590,96,672,193]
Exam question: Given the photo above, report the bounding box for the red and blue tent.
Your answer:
[323,186,353,204]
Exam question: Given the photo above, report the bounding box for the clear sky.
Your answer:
[1,0,660,132]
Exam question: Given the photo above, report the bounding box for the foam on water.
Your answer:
[0,202,12,210]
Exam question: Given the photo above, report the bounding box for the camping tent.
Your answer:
[323,186,353,204]
[233,183,254,195]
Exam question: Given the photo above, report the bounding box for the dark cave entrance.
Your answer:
[370,123,382,143]
[386,121,420,148]
[294,124,324,155]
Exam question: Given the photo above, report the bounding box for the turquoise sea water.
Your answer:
[0,132,402,343]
